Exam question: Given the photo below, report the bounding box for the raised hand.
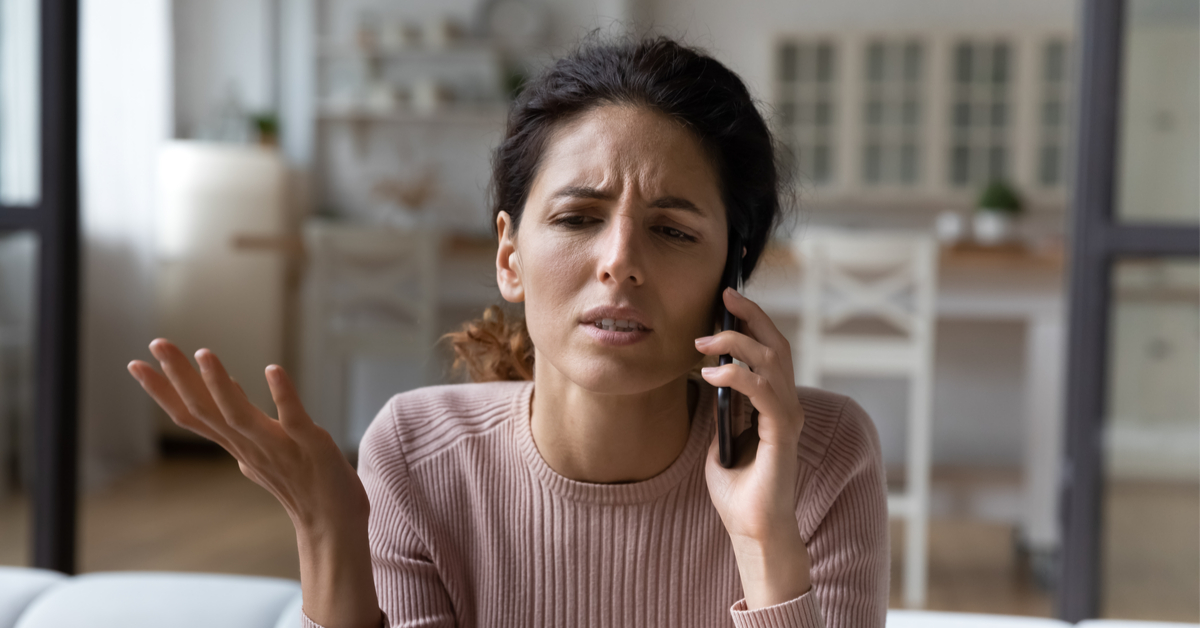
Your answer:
[693,288,812,610]
[127,339,380,628]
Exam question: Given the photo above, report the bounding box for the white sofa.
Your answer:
[1,567,1196,628]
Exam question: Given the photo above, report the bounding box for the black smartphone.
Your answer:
[715,232,743,468]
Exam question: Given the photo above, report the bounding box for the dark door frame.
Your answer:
[0,0,80,573]
[1059,0,1200,620]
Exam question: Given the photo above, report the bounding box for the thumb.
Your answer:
[266,365,313,435]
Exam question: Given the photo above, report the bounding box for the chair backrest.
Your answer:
[794,229,939,385]
[304,221,440,349]
[300,221,442,450]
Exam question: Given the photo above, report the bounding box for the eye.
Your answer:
[553,215,593,228]
[656,225,697,242]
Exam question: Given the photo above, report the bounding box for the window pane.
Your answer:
[955,44,973,83]
[868,43,885,81]
[902,100,919,127]
[1039,144,1061,186]
[992,43,1010,84]
[0,230,39,567]
[779,44,797,82]
[991,103,1007,128]
[864,143,881,183]
[816,44,834,82]
[903,42,922,81]
[1103,257,1200,621]
[0,0,41,206]
[1044,41,1066,82]
[1115,0,1199,224]
[951,145,970,184]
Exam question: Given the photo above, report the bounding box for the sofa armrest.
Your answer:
[0,567,66,628]
[13,571,301,628]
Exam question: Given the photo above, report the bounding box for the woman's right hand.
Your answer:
[127,338,381,628]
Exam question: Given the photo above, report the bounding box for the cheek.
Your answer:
[660,256,725,335]
[519,238,589,325]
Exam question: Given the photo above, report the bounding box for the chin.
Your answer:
[566,353,691,396]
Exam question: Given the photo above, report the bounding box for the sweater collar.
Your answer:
[512,378,715,505]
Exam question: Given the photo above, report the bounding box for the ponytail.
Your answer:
[443,305,535,382]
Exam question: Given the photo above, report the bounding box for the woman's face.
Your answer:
[496,104,728,395]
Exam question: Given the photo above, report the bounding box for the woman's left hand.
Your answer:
[694,287,811,609]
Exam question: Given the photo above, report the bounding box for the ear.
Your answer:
[496,211,525,303]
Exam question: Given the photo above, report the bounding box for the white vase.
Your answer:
[935,210,966,244]
[973,209,1015,245]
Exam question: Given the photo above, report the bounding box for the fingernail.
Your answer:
[726,287,743,299]
[701,367,718,375]
[127,362,142,382]
[694,336,713,346]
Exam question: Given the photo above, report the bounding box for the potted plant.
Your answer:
[973,179,1024,245]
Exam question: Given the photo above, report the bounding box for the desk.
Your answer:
[745,242,1066,556]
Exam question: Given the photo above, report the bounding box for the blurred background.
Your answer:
[0,0,1196,623]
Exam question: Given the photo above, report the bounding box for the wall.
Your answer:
[173,0,275,139]
[79,0,173,489]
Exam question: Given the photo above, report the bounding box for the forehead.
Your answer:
[532,105,722,199]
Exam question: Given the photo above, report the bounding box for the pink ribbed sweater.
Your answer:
[302,379,888,628]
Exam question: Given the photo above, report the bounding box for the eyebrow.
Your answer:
[548,186,705,214]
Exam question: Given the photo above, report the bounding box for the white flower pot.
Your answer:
[973,209,1015,245]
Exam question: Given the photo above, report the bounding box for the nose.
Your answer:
[595,213,645,287]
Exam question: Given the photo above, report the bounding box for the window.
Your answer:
[862,39,925,186]
[1038,39,1071,187]
[777,40,838,185]
[948,40,1014,187]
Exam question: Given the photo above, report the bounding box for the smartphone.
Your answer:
[715,232,743,468]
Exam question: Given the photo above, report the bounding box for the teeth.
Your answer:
[592,318,646,332]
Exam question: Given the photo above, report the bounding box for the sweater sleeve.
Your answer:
[727,396,890,628]
[298,397,458,628]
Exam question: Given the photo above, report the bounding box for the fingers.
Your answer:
[127,359,227,446]
[695,329,781,378]
[195,349,273,440]
[695,320,793,398]
[701,363,790,427]
[149,339,226,426]
[265,364,316,436]
[719,288,793,364]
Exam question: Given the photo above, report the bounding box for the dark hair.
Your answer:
[446,35,790,382]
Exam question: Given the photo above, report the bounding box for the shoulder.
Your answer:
[794,386,882,480]
[360,381,532,469]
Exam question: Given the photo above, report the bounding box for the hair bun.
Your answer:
[443,305,535,382]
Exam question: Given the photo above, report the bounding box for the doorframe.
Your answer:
[1059,0,1200,619]
[0,0,81,574]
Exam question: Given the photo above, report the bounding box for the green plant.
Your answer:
[976,180,1024,215]
[251,112,279,145]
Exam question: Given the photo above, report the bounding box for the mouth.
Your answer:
[588,318,650,333]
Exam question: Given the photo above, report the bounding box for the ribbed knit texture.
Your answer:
[302,379,888,628]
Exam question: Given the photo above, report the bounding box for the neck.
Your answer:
[529,354,698,484]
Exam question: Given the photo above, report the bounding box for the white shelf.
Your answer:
[316,39,498,61]
[318,104,509,125]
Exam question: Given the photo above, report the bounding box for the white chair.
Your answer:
[300,221,441,453]
[794,230,938,608]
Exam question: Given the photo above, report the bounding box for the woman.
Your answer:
[127,37,888,628]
